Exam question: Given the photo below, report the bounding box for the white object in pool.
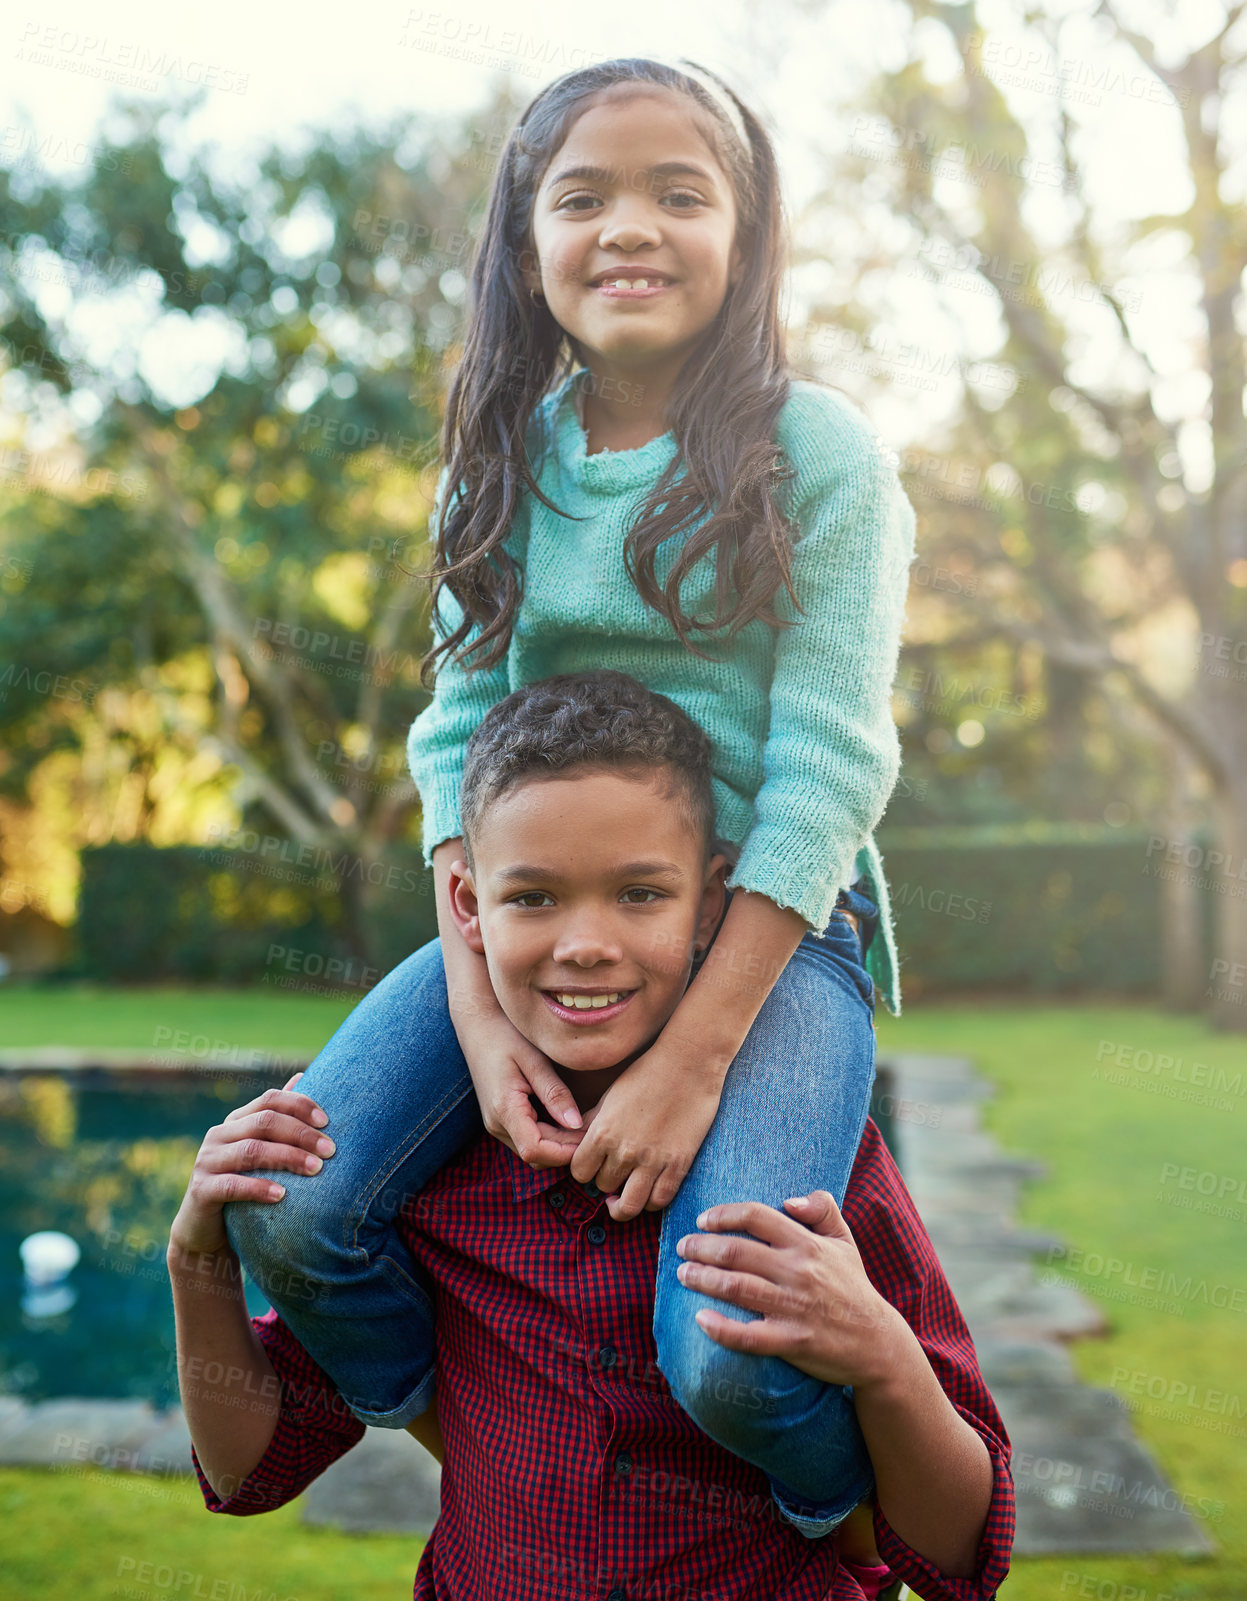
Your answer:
[19,1230,81,1286]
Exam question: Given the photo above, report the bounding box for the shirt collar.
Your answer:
[502,1141,605,1208]
[508,1150,564,1203]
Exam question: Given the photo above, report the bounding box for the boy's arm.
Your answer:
[851,1308,996,1576]
[167,1241,281,1501]
[675,1154,1014,1598]
[168,1076,366,1513]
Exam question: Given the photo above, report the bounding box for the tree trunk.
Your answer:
[335,846,376,970]
[1160,739,1206,1012]
[1208,778,1247,1032]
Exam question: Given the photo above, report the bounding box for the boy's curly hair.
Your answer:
[459,669,716,873]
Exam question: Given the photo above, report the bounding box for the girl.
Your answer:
[226,55,916,1544]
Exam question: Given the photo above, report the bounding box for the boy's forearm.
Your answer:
[432,836,504,1027]
[167,1244,282,1502]
[854,1311,995,1578]
[662,886,807,1079]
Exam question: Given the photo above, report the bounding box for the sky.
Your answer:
[1,0,1220,456]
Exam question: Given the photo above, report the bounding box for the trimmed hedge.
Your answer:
[71,826,1190,994]
[74,840,438,986]
[877,825,1204,1001]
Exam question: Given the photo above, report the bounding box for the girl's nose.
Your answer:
[599,212,662,251]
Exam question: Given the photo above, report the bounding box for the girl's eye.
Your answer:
[511,892,552,908]
[555,190,704,212]
[621,887,663,904]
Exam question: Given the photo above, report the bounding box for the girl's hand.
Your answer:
[458,1008,585,1169]
[168,1074,335,1259]
[568,1036,728,1220]
[673,1190,907,1388]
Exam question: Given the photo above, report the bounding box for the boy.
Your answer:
[168,671,1014,1600]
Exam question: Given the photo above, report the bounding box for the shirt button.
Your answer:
[597,1344,618,1369]
[584,1179,602,1197]
[548,1190,566,1210]
[587,1223,607,1245]
[607,1591,627,1601]
[614,1451,633,1477]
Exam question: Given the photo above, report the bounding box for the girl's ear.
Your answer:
[517,245,543,299]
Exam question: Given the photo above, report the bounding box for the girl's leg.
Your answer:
[223,934,484,1427]
[653,881,881,1537]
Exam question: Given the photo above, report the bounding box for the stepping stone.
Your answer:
[132,1410,195,1477]
[301,1427,441,1535]
[0,1399,162,1469]
[1007,1417,1216,1555]
[975,1340,1078,1388]
[0,1398,30,1447]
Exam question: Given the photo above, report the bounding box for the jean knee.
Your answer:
[656,1315,788,1450]
[224,1176,347,1297]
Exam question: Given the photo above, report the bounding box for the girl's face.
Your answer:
[525,85,742,378]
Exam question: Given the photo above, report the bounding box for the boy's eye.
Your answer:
[509,888,664,906]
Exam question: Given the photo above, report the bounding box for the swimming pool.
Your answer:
[0,1063,901,1408]
[0,1069,285,1407]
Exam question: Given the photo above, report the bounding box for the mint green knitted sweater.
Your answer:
[406,367,917,1015]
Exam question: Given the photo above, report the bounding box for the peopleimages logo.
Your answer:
[202,824,423,894]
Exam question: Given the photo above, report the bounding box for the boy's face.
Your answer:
[449,766,728,1075]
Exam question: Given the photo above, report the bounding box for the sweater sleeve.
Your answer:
[724,387,916,934]
[406,467,513,869]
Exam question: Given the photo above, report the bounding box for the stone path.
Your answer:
[878,1052,1215,1558]
[0,1051,1215,1555]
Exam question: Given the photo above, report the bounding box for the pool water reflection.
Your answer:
[0,1070,286,1407]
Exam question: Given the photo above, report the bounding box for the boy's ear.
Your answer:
[448,859,485,955]
[693,852,729,955]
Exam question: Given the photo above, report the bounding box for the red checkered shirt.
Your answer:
[194,1118,1015,1600]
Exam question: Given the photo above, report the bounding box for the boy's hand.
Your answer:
[672,1190,908,1389]
[168,1074,335,1259]
[569,1035,728,1220]
[459,1007,585,1169]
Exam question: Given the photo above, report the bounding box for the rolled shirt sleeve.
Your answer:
[872,1406,1015,1601]
[192,1309,365,1516]
[725,389,917,934]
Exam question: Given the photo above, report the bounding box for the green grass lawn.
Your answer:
[3,987,1244,1598]
[0,1464,424,1600]
[0,982,355,1056]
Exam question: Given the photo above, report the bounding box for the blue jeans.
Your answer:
[225,877,881,1537]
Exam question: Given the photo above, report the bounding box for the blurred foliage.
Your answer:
[797,0,1247,1022]
[0,82,526,956]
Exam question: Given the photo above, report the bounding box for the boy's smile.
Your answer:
[448,766,728,1103]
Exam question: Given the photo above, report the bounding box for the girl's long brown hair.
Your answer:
[419,56,805,689]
